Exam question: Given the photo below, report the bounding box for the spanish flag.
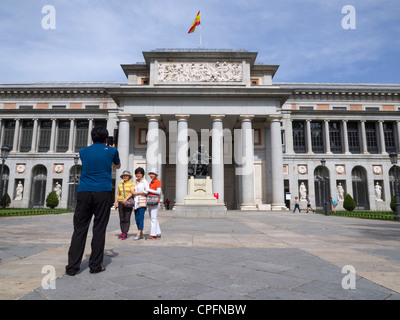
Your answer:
[188,10,201,34]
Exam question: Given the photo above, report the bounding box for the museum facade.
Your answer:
[0,49,399,211]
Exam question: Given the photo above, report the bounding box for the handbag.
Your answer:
[147,195,160,206]
[137,196,147,208]
[122,183,134,208]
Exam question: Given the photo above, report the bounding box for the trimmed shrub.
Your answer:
[343,194,356,211]
[46,191,59,209]
[1,193,11,208]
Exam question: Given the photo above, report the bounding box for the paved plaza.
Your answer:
[1,210,400,300]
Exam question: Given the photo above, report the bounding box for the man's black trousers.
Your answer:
[66,191,112,274]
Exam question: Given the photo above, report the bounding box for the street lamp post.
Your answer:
[389,152,400,220]
[0,146,11,208]
[321,159,330,216]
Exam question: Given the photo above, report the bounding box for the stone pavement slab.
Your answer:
[1,210,400,300]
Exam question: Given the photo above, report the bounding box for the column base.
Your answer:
[240,204,258,211]
[271,203,289,211]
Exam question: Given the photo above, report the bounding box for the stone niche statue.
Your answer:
[54,182,62,201]
[337,183,345,201]
[375,182,382,201]
[299,182,307,201]
[189,145,211,178]
[15,181,24,200]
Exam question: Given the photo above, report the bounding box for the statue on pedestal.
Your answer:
[189,145,211,178]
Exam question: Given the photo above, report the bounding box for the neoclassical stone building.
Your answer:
[0,49,398,211]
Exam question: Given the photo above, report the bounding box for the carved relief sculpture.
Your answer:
[158,62,243,83]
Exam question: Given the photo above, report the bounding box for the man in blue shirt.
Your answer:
[66,127,120,276]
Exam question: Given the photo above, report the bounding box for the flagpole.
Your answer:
[200,24,203,48]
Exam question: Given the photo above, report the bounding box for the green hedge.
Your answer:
[0,208,73,217]
[316,210,397,221]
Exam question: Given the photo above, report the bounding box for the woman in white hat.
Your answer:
[114,170,134,240]
[144,168,162,239]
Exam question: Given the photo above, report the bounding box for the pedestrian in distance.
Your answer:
[66,127,120,276]
[306,194,315,213]
[145,168,162,240]
[293,196,301,213]
[114,170,135,240]
[131,167,148,240]
[330,197,338,213]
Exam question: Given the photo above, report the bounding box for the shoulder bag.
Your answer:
[122,183,135,208]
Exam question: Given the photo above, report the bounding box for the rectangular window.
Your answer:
[292,121,306,153]
[75,120,88,152]
[384,122,396,153]
[3,120,15,148]
[20,120,34,152]
[329,121,342,154]
[347,122,360,154]
[311,121,324,153]
[365,122,378,154]
[56,120,70,153]
[38,120,52,152]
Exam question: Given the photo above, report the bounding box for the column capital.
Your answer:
[238,115,254,122]
[117,113,131,122]
[269,114,283,123]
[175,114,190,121]
[342,119,348,122]
[146,114,161,122]
[210,114,225,121]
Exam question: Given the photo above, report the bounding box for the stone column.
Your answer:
[0,119,3,148]
[342,120,350,154]
[211,115,225,205]
[286,119,294,154]
[175,115,190,205]
[29,118,39,153]
[306,119,313,154]
[146,115,161,179]
[11,118,20,153]
[239,115,256,210]
[324,120,332,154]
[360,120,369,154]
[378,120,387,155]
[270,115,286,210]
[87,118,94,146]
[67,119,75,153]
[397,120,400,154]
[116,114,131,179]
[48,118,57,153]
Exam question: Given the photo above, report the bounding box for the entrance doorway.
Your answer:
[30,165,47,208]
[352,166,369,210]
[314,166,330,210]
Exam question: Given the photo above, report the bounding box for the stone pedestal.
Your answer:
[299,200,308,211]
[375,200,387,211]
[173,176,227,218]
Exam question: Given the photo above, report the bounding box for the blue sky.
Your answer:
[0,0,399,84]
